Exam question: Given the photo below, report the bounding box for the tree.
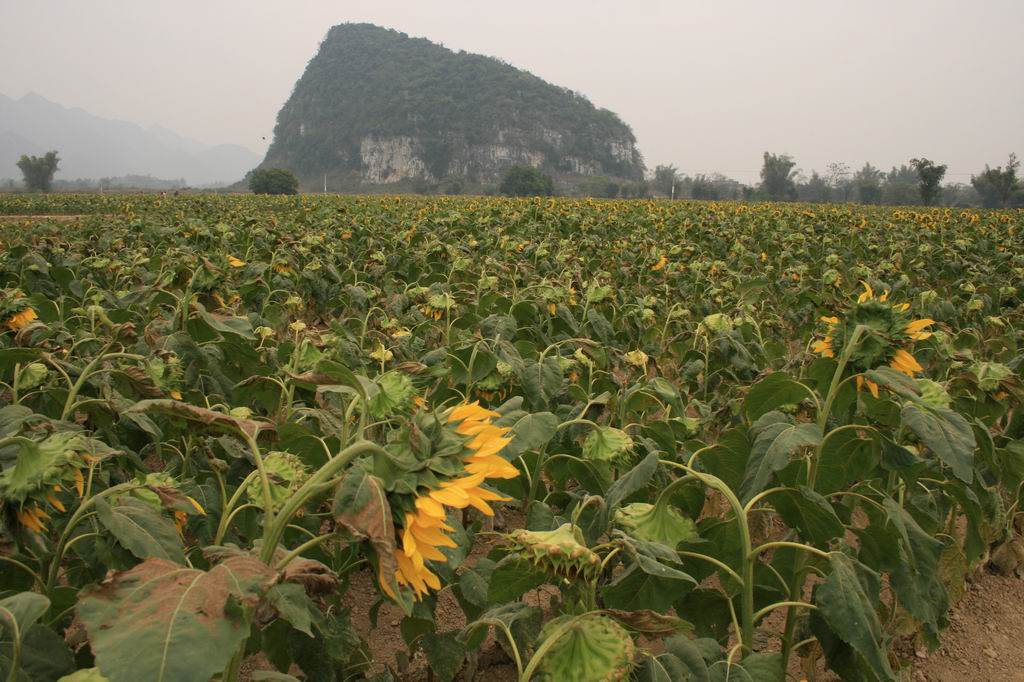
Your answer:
[825,162,852,202]
[882,165,918,205]
[499,166,554,197]
[653,164,680,198]
[249,168,299,195]
[971,154,1019,208]
[691,174,719,200]
[853,163,883,204]
[909,157,947,205]
[797,171,830,203]
[16,151,60,192]
[759,152,798,201]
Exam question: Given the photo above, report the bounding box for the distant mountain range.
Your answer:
[0,93,261,186]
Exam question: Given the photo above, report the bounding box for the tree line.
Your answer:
[653,153,1022,208]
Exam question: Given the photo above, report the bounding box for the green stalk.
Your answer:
[240,431,276,548]
[45,482,140,595]
[779,324,866,670]
[0,604,22,682]
[60,350,145,421]
[660,460,754,653]
[213,470,259,545]
[260,440,387,564]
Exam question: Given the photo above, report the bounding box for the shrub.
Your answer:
[249,168,299,195]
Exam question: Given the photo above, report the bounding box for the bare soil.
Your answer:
[0,214,91,221]
[912,570,1024,682]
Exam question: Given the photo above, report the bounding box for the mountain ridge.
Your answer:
[0,92,261,185]
[260,23,645,189]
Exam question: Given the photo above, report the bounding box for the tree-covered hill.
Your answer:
[261,23,644,189]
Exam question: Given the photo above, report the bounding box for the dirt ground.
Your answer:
[912,570,1024,682]
[0,214,90,221]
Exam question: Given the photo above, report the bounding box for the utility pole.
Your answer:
[323,174,327,194]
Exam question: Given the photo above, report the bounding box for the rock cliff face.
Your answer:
[260,24,645,187]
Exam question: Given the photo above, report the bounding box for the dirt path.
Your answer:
[0,214,93,223]
[913,571,1024,681]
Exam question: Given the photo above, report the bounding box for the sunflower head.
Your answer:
[1,290,38,332]
[377,401,519,601]
[815,282,934,391]
[0,432,95,534]
[245,451,309,511]
[505,523,601,582]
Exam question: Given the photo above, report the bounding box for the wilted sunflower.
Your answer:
[1,290,38,332]
[381,402,518,600]
[814,281,934,398]
[1,432,94,534]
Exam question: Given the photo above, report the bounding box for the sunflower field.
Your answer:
[1,193,1023,682]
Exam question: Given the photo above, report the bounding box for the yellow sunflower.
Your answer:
[380,401,518,600]
[4,307,38,331]
[16,504,50,533]
[814,281,934,399]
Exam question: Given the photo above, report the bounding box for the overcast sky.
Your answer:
[2,0,1022,183]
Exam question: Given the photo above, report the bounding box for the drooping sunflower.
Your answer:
[1,290,38,332]
[2,433,89,534]
[814,281,934,398]
[381,402,518,600]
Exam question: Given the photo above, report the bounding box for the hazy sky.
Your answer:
[2,0,1022,183]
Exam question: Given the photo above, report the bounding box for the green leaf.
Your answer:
[744,373,814,422]
[0,592,50,675]
[707,653,782,681]
[265,583,315,637]
[367,373,413,419]
[502,411,559,459]
[901,403,975,483]
[995,441,1024,506]
[518,357,563,409]
[251,672,301,682]
[14,362,48,391]
[95,498,185,564]
[459,601,540,644]
[615,502,698,548]
[0,592,49,635]
[288,359,368,407]
[420,632,464,682]
[582,426,634,462]
[78,556,276,682]
[699,428,750,493]
[813,553,895,681]
[58,670,110,682]
[662,635,711,681]
[605,451,659,513]
[816,427,880,495]
[487,555,548,603]
[3,624,76,681]
[0,348,43,374]
[196,309,255,340]
[864,366,921,400]
[769,487,843,548]
[601,557,695,613]
[740,422,821,503]
[879,498,948,646]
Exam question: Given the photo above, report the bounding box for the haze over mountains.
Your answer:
[0,92,261,186]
